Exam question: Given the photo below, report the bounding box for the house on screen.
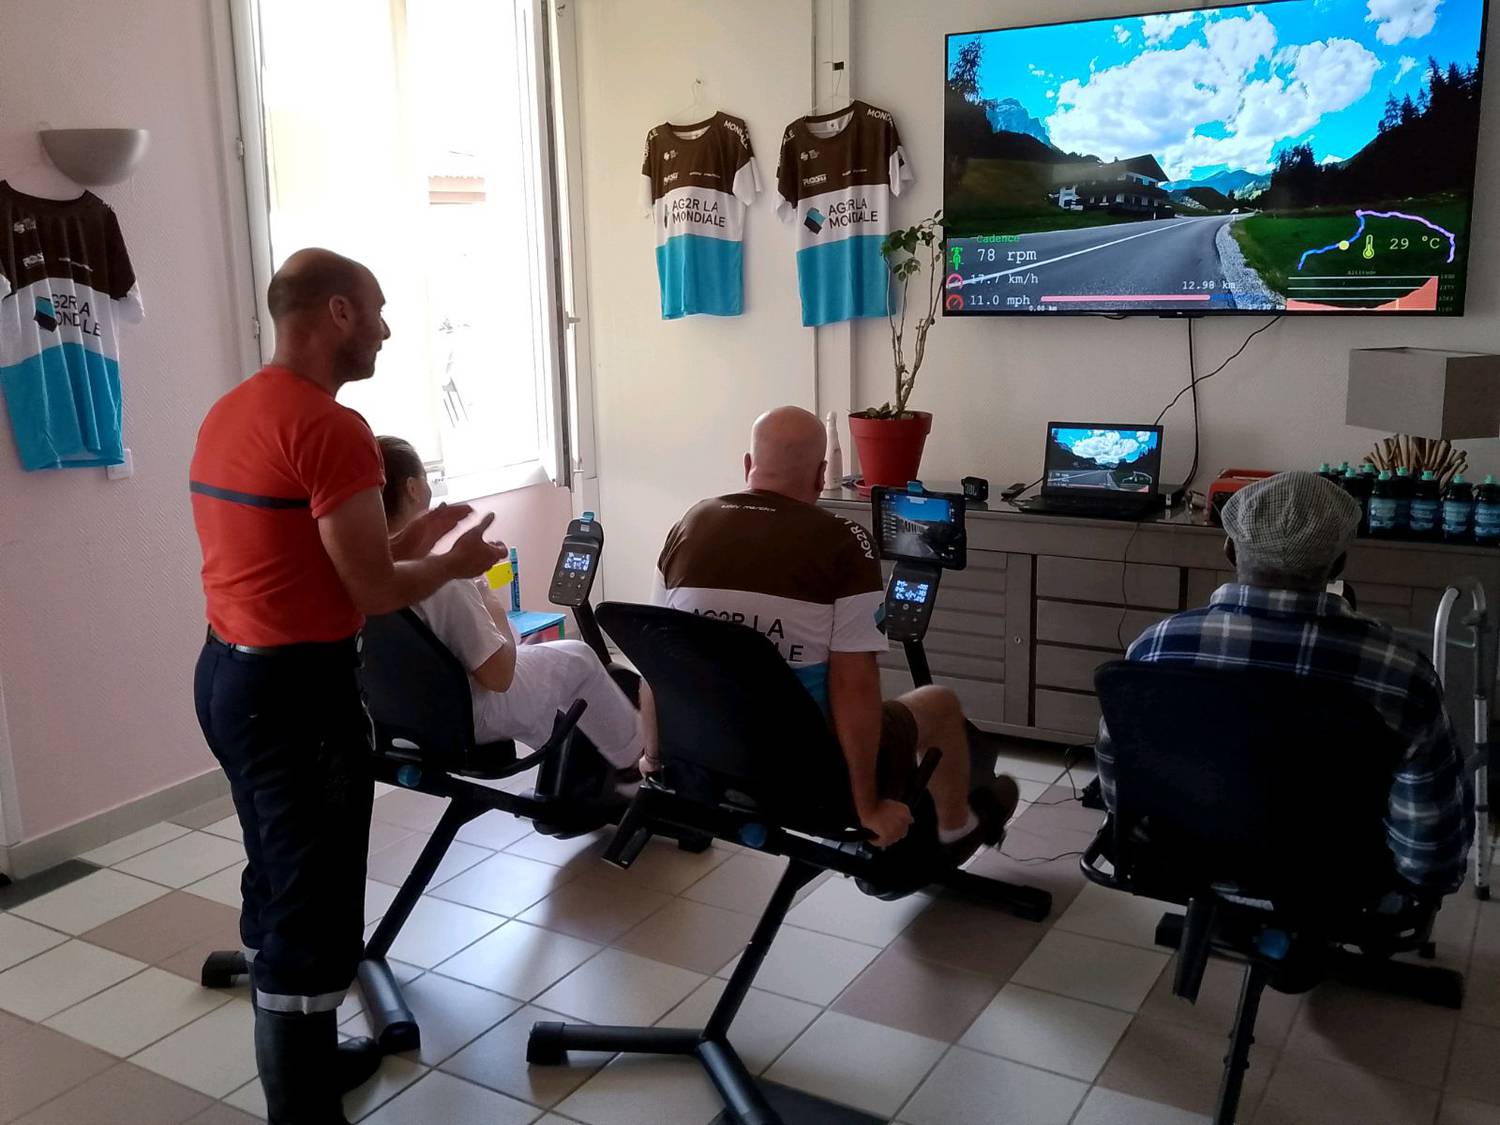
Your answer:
[1051,154,1173,218]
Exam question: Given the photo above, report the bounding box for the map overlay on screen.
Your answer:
[942,0,1487,316]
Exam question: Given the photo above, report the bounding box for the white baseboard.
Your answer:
[0,768,230,881]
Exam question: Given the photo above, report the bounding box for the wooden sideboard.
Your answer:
[821,487,1500,747]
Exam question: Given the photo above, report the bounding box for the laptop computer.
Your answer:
[1015,422,1165,520]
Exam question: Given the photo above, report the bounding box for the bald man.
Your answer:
[655,406,1017,866]
[190,249,503,1124]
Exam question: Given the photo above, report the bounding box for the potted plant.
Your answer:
[849,209,946,489]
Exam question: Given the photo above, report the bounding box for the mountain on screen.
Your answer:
[1162,169,1267,196]
[982,98,1052,146]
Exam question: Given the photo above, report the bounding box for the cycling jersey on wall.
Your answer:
[775,101,913,328]
[640,112,760,319]
[0,182,143,471]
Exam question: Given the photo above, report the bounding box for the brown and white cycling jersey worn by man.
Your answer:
[655,405,1018,858]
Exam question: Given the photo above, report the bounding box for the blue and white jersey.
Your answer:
[775,102,913,328]
[0,182,143,471]
[641,113,760,319]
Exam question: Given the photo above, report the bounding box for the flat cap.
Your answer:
[1221,471,1360,574]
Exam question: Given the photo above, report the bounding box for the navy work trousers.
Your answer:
[193,637,374,1013]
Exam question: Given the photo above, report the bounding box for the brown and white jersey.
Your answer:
[775,101,913,327]
[654,489,886,710]
[0,182,143,471]
[640,113,760,319]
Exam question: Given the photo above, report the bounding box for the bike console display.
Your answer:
[872,484,967,647]
[884,573,940,643]
[549,513,603,608]
[870,485,967,570]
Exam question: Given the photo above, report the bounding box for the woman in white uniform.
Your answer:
[378,436,647,774]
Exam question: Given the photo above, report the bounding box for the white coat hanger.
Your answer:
[810,61,851,116]
[667,79,718,127]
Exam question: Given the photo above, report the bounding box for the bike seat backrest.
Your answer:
[597,602,859,834]
[1095,661,1401,918]
[360,608,512,769]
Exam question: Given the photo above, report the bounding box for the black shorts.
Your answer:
[877,699,920,798]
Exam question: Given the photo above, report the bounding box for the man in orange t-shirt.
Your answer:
[190,248,503,1124]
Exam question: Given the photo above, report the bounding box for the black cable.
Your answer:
[1003,474,1046,508]
[1184,318,1201,493]
[1001,848,1087,864]
[1116,518,1146,651]
[1152,315,1284,430]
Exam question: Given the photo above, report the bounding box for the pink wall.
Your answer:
[470,483,578,631]
[0,0,245,843]
[0,1,578,847]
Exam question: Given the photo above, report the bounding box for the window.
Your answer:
[230,0,567,499]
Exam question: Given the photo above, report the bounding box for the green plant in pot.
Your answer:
[849,209,946,489]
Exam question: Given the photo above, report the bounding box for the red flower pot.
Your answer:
[849,411,933,489]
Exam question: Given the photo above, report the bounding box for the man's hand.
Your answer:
[859,798,913,848]
[391,502,473,561]
[443,515,506,579]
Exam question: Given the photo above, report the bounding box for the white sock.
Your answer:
[937,811,979,845]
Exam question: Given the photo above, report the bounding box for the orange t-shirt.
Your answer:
[189,366,385,646]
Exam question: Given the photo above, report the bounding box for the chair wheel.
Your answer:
[201,950,248,989]
[526,1021,568,1066]
[1479,886,1491,901]
[678,832,712,854]
[1420,942,1437,960]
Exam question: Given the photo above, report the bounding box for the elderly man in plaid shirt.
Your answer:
[1096,471,1472,893]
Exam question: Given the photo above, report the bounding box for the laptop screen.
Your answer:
[1043,424,1164,496]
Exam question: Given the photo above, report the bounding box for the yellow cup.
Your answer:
[484,559,514,590]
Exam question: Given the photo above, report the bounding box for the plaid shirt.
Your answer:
[1096,583,1472,892]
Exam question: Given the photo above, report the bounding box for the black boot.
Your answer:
[250,990,383,1094]
[254,1008,351,1125]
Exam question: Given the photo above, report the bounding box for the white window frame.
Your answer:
[223,0,588,501]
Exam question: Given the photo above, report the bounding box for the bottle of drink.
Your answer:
[1343,466,1373,536]
[1475,474,1500,545]
[1443,475,1475,543]
[1368,471,1399,537]
[1409,470,1441,540]
[823,411,843,491]
[1317,462,1339,485]
[1392,466,1413,536]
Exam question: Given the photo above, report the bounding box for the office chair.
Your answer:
[1083,661,1464,1125]
[525,603,1051,1125]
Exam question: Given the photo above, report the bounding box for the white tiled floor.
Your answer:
[184,859,249,908]
[79,821,190,866]
[132,999,260,1097]
[0,766,1494,1125]
[45,966,229,1056]
[716,921,882,1005]
[764,1010,947,1118]
[0,940,146,1020]
[114,833,247,889]
[11,869,167,934]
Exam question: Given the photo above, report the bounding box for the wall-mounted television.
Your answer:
[943,0,1489,316]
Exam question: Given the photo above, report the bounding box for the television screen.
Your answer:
[943,0,1489,316]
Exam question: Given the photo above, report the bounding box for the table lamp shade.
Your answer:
[1347,348,1500,439]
